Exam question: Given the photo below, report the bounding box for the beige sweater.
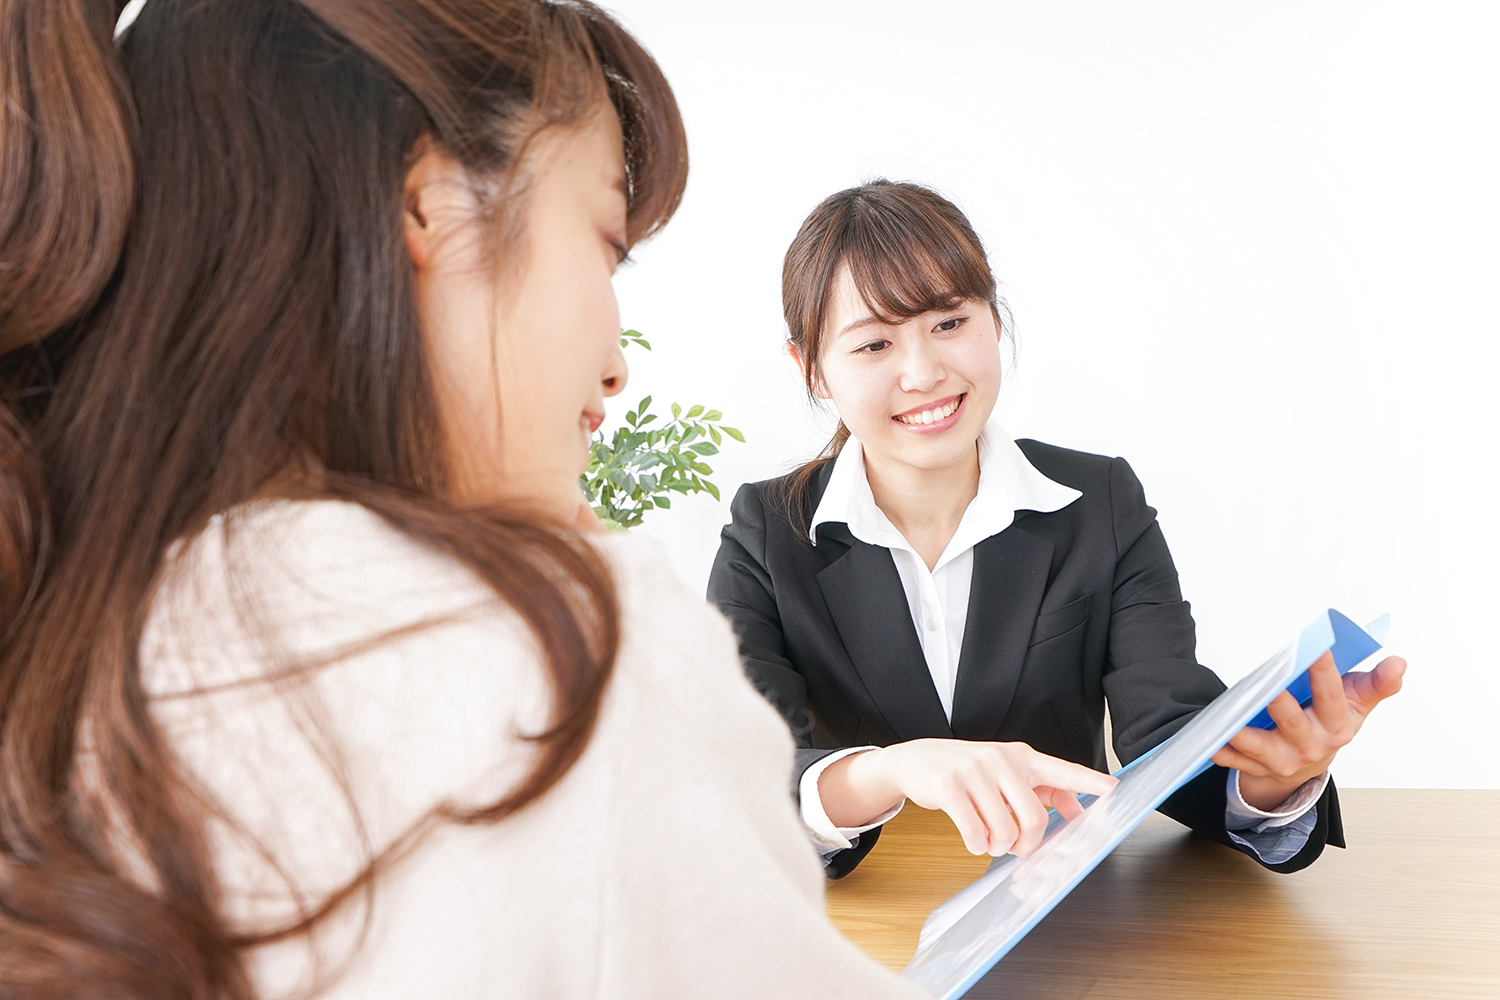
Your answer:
[139,500,926,1000]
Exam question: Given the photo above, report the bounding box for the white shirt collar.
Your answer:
[809,419,1082,571]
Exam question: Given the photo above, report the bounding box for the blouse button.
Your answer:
[926,616,939,631]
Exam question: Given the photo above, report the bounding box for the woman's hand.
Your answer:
[819,740,1118,858]
[1210,652,1406,810]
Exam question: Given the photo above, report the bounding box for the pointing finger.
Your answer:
[1025,754,1118,799]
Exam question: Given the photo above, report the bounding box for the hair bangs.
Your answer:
[840,188,996,324]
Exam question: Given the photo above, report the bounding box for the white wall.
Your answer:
[601,0,1500,789]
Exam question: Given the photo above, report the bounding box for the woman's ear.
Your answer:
[788,342,832,400]
[402,140,470,272]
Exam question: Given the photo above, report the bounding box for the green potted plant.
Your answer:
[580,331,745,530]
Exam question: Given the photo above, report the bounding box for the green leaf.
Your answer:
[619,329,652,351]
[577,363,742,529]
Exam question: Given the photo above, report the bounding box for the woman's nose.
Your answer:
[601,340,628,398]
[897,339,944,393]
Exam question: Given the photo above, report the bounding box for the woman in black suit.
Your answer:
[707,180,1405,879]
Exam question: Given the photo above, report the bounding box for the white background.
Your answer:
[600,1,1497,789]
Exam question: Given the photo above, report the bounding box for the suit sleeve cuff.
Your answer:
[798,746,903,851]
[1223,770,1328,865]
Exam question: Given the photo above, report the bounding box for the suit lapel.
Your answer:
[815,528,953,741]
[950,524,1056,741]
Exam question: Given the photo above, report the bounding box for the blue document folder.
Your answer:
[901,608,1387,1000]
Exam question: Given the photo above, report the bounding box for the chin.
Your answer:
[903,442,979,471]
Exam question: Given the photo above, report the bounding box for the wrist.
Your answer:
[1237,771,1314,812]
[846,746,900,799]
[820,748,902,827]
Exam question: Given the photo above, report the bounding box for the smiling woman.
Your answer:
[708,180,1404,883]
[781,182,1008,513]
[408,111,632,518]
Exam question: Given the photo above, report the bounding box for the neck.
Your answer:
[862,443,980,571]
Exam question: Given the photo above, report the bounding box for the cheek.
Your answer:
[821,357,895,430]
[950,335,1002,394]
[498,252,617,407]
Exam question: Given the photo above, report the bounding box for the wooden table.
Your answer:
[826,789,1500,999]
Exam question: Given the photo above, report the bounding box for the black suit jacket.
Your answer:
[707,439,1343,878]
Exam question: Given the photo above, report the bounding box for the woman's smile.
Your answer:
[892,392,966,433]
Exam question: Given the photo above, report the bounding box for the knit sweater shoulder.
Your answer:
[139,499,922,1000]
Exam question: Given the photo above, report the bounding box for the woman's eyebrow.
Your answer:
[838,315,883,338]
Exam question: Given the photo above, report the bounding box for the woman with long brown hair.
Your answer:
[0,2,928,997]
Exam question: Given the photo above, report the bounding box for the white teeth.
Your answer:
[897,396,961,425]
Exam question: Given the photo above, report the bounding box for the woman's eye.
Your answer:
[856,340,890,354]
[934,316,967,333]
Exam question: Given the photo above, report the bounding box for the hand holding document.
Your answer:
[1214,637,1405,811]
[902,609,1388,1000]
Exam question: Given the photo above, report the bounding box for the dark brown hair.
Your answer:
[0,1,686,996]
[778,179,1008,534]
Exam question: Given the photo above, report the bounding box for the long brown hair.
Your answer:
[0,1,686,996]
[777,180,1009,535]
